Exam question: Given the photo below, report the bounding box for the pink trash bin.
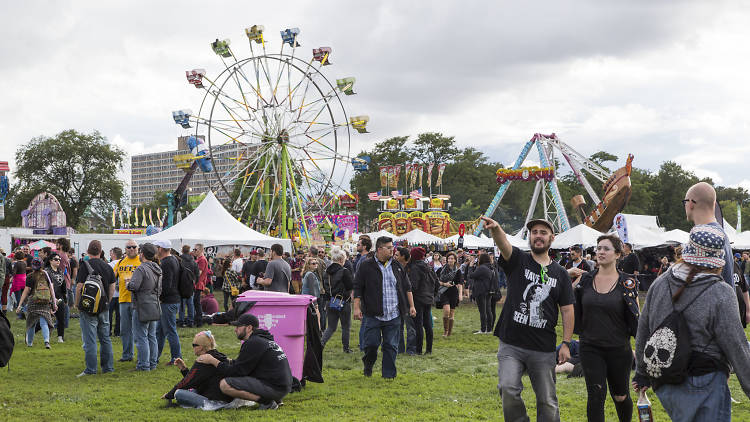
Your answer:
[236,290,316,380]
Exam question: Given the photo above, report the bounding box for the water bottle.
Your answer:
[637,390,654,422]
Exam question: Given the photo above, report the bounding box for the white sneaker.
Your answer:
[473,331,483,335]
[58,336,64,343]
[76,371,91,378]
[731,396,741,404]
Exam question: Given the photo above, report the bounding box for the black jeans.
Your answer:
[55,303,67,338]
[319,295,329,332]
[193,290,203,327]
[476,294,493,332]
[398,313,416,354]
[109,297,120,336]
[321,302,351,350]
[580,342,633,422]
[222,291,234,312]
[413,303,433,354]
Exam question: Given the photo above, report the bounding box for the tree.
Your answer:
[12,130,126,229]
[411,133,460,165]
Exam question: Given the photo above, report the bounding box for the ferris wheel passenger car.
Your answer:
[281,28,300,46]
[313,47,332,65]
[211,38,232,57]
[349,116,370,133]
[185,69,206,88]
[245,25,264,43]
[172,110,192,129]
[337,77,356,95]
[186,136,213,173]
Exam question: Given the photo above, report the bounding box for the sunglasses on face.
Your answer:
[126,246,137,249]
[51,258,61,261]
[192,343,200,347]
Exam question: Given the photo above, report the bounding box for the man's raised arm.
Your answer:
[480,216,513,260]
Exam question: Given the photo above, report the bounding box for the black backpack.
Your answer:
[178,257,196,299]
[642,279,716,386]
[733,262,748,327]
[0,310,13,368]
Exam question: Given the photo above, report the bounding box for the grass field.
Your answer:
[2,294,750,421]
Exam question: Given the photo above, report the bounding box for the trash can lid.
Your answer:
[236,290,317,305]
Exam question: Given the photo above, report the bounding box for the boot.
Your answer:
[447,318,454,337]
[442,317,449,337]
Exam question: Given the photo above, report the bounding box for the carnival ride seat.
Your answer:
[313,47,332,65]
[281,28,301,47]
[172,109,192,128]
[337,77,356,95]
[245,25,264,43]
[186,136,214,173]
[211,38,232,57]
[349,115,369,133]
[185,68,206,88]
[352,155,370,172]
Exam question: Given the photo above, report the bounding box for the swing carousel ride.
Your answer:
[171,26,370,242]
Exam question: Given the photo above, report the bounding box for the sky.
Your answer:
[3,1,750,197]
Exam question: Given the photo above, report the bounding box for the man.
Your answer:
[155,240,182,366]
[290,251,304,294]
[393,247,416,355]
[231,249,244,274]
[179,245,198,327]
[257,244,291,293]
[354,236,372,272]
[318,248,331,268]
[76,240,116,376]
[684,181,750,321]
[252,249,269,285]
[618,243,640,276]
[108,247,123,337]
[196,313,292,409]
[194,244,209,327]
[353,236,416,379]
[113,240,141,362]
[565,245,591,287]
[481,216,574,421]
[456,248,466,265]
[241,250,258,289]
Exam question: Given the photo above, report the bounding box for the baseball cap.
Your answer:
[526,218,554,233]
[153,239,172,250]
[230,313,259,327]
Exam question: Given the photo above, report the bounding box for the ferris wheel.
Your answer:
[173,26,369,238]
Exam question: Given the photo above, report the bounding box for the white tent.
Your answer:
[137,191,292,251]
[551,224,605,249]
[396,229,443,244]
[614,214,667,249]
[662,229,689,245]
[352,230,396,242]
[444,234,494,249]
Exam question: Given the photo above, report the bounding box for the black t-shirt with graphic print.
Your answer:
[494,247,575,352]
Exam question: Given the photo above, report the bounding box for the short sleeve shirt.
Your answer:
[76,258,116,312]
[707,221,734,285]
[496,247,575,352]
[264,258,292,293]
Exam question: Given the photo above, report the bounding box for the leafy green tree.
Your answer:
[649,161,701,231]
[11,130,125,229]
[411,132,460,165]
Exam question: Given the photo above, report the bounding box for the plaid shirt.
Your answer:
[376,258,399,321]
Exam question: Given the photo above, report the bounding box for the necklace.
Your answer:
[593,273,618,294]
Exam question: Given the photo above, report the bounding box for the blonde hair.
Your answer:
[303,257,319,274]
[194,330,217,350]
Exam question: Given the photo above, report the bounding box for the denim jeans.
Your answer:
[132,308,158,370]
[361,315,400,378]
[413,303,433,354]
[80,311,114,374]
[193,290,203,326]
[174,389,210,408]
[398,315,416,354]
[119,302,135,360]
[27,317,49,344]
[655,371,730,422]
[321,302,351,350]
[108,296,120,336]
[476,294,493,332]
[179,297,194,326]
[157,303,181,363]
[497,340,559,422]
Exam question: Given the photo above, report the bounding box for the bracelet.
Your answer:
[562,340,572,348]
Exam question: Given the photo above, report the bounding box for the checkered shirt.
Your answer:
[376,258,399,321]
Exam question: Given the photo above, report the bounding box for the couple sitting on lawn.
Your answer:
[162,313,293,410]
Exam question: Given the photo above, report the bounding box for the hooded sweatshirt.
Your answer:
[634,264,750,397]
[406,260,435,307]
[127,260,162,309]
[215,328,293,392]
[324,262,353,299]
[165,349,231,401]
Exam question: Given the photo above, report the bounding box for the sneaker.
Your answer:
[45,342,51,349]
[58,336,64,343]
[76,371,92,378]
[118,357,133,362]
[473,331,484,335]
[731,396,741,404]
[343,348,353,354]
[258,400,279,410]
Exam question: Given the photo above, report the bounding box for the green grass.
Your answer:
[2,293,750,421]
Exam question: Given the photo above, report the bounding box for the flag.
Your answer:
[368,192,379,200]
[142,208,146,227]
[419,165,423,187]
[134,207,139,226]
[394,165,401,187]
[111,209,116,227]
[148,209,154,226]
[411,164,418,186]
[127,208,132,226]
[118,208,124,227]
[427,163,434,187]
[379,166,388,188]
[436,163,447,187]
[391,190,401,198]
[410,189,422,199]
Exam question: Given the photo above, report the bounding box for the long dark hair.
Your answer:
[478,253,491,267]
[672,260,721,301]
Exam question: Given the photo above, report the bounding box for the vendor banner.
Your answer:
[379,166,388,188]
[113,228,146,235]
[409,211,427,232]
[393,211,410,235]
[378,212,394,232]
[426,210,450,237]
[427,163,434,188]
[302,214,359,240]
[436,163,447,187]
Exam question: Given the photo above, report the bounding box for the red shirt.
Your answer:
[196,254,208,290]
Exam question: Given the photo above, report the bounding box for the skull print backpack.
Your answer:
[642,280,717,386]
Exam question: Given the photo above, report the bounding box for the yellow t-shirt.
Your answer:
[114,256,141,303]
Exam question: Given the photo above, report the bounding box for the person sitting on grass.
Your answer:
[163,330,231,409]
[196,313,292,410]
[200,289,219,315]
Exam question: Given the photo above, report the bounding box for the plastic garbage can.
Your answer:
[236,290,316,380]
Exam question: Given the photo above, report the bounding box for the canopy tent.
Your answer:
[551,224,605,249]
[443,234,494,249]
[27,239,56,250]
[137,191,292,251]
[352,230,396,242]
[505,232,531,251]
[396,229,443,244]
[613,213,668,249]
[662,229,689,245]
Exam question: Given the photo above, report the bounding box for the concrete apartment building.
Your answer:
[130,136,253,206]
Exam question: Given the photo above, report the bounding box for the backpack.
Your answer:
[31,272,52,303]
[642,280,716,386]
[79,260,104,315]
[733,262,747,327]
[0,310,13,368]
[178,257,196,299]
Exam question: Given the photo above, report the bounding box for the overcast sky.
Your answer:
[3,1,750,196]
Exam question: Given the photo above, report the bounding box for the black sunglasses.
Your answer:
[51,258,61,261]
[192,343,200,347]
[682,198,696,205]
[126,245,138,249]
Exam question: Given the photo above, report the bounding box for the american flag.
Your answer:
[410,189,422,199]
[368,192,379,200]
[391,190,401,198]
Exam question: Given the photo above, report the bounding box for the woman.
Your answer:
[321,248,354,353]
[127,243,162,371]
[16,258,57,348]
[220,258,237,312]
[436,252,463,337]
[46,252,67,343]
[406,247,434,354]
[468,253,494,334]
[633,225,750,421]
[656,256,671,276]
[163,330,231,409]
[10,251,27,319]
[431,252,443,272]
[574,234,639,422]
[301,257,322,329]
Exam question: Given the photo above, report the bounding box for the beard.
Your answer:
[236,329,246,340]
[529,238,550,254]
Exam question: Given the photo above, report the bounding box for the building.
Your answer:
[130,136,254,206]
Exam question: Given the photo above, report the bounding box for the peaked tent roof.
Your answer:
[396,229,443,244]
[137,191,292,251]
[551,224,604,249]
